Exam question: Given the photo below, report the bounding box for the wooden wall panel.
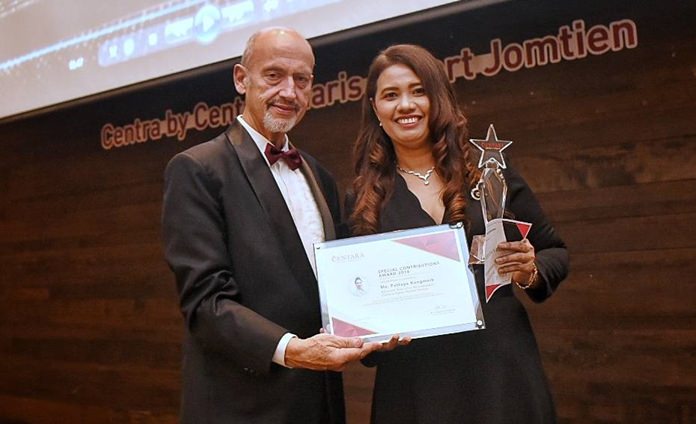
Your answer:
[1,0,695,423]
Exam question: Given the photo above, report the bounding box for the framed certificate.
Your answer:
[313,223,484,342]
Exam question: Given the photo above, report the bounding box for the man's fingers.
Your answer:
[292,334,399,370]
[312,333,364,348]
[336,336,364,349]
[356,344,379,357]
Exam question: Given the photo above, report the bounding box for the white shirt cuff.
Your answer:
[272,333,297,368]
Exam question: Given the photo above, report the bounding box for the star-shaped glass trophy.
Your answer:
[469,124,512,223]
[468,124,531,302]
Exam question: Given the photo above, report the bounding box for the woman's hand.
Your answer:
[495,239,538,289]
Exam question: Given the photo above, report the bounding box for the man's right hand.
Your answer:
[284,333,382,371]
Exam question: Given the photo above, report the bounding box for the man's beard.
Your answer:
[263,112,297,134]
[262,99,299,134]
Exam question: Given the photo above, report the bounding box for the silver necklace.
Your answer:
[397,165,436,185]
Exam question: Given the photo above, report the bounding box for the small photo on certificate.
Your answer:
[313,224,484,342]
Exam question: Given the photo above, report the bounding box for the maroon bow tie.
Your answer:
[264,144,303,170]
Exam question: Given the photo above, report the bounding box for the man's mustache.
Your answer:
[268,100,300,111]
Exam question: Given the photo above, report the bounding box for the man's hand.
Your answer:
[285,333,383,371]
[376,334,411,352]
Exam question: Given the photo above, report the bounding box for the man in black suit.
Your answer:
[162,27,382,423]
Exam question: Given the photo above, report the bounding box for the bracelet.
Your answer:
[515,262,539,290]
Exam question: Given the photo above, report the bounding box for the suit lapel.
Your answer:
[225,123,319,299]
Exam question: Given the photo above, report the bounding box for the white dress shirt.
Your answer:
[237,116,325,367]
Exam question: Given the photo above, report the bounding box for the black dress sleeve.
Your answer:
[504,167,570,302]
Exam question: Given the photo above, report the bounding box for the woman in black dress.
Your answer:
[346,44,569,423]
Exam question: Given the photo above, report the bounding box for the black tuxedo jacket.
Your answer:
[162,122,345,423]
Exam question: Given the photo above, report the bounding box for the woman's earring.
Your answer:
[378,121,383,127]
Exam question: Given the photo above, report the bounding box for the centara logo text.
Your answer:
[331,252,365,263]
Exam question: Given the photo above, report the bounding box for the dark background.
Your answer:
[1,0,695,422]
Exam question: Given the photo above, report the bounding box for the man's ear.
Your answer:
[233,64,247,94]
